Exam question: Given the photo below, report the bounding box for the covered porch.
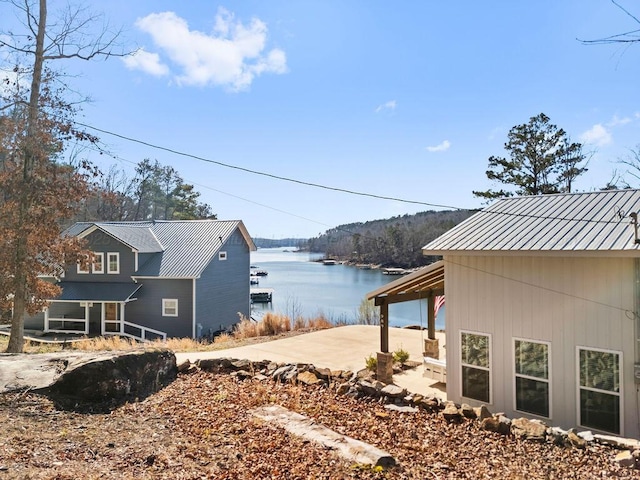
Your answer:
[44,282,166,341]
[367,260,445,384]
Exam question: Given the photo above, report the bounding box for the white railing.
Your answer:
[45,317,89,335]
[103,320,167,342]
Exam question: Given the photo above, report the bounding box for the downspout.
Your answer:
[192,278,197,339]
[635,259,640,365]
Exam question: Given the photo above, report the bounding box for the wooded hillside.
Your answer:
[307,209,476,268]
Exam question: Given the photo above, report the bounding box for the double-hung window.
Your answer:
[92,252,104,274]
[77,254,90,274]
[107,252,120,274]
[577,347,622,434]
[162,299,178,317]
[514,339,551,418]
[460,331,491,403]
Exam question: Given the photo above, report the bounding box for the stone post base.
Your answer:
[424,338,440,359]
[376,352,394,384]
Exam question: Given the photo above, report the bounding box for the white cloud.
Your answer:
[122,48,169,77]
[132,8,287,91]
[580,124,612,147]
[607,114,632,127]
[375,100,396,113]
[426,140,451,152]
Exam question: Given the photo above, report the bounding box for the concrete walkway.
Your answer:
[175,325,447,400]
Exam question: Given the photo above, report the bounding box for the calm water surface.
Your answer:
[250,247,445,329]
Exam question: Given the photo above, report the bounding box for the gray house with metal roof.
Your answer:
[370,189,640,439]
[25,220,256,340]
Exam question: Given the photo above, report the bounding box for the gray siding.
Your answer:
[196,229,251,337]
[65,230,135,282]
[126,278,193,338]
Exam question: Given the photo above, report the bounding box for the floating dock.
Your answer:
[250,288,274,303]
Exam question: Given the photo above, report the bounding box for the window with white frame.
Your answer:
[461,331,491,403]
[77,254,90,274]
[578,347,621,434]
[92,252,104,274]
[162,298,178,317]
[219,251,227,260]
[514,339,550,418]
[107,252,120,274]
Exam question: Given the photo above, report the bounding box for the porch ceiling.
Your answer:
[366,260,444,305]
[55,282,142,302]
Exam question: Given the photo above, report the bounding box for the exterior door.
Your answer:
[104,302,120,332]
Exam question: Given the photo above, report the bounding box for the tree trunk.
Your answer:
[7,0,47,353]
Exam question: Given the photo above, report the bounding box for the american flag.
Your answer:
[434,295,445,318]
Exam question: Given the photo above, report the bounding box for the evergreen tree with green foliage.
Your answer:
[473,113,587,201]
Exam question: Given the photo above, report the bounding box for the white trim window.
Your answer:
[162,298,178,317]
[77,254,90,274]
[107,252,120,274]
[92,252,104,274]
[577,347,622,435]
[219,251,227,260]
[460,331,491,403]
[514,339,551,418]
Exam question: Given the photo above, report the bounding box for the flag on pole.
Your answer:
[434,295,445,318]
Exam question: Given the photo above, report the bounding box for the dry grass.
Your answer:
[1,312,337,354]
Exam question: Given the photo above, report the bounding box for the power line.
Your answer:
[77,121,635,230]
[75,121,461,211]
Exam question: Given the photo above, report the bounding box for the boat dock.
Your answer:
[250,288,274,303]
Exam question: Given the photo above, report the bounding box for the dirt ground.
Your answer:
[1,369,638,479]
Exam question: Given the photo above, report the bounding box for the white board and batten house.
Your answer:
[25,220,256,341]
[419,189,640,439]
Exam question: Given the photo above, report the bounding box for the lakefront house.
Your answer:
[372,189,640,439]
[25,220,256,341]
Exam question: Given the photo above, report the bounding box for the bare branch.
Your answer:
[578,0,640,45]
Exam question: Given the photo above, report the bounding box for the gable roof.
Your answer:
[71,219,255,278]
[422,189,640,256]
[135,220,254,277]
[79,222,164,253]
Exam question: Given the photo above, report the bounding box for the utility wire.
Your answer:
[77,122,635,228]
[75,121,461,211]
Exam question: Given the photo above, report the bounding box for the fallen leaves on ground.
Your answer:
[0,371,637,479]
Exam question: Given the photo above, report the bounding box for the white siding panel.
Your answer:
[444,254,637,437]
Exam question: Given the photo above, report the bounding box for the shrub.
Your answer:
[392,346,410,364]
[365,353,377,371]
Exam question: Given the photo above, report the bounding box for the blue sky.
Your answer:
[3,1,640,238]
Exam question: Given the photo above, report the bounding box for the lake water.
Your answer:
[250,247,445,329]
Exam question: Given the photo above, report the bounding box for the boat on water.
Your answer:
[323,259,338,265]
[253,269,268,276]
[382,267,409,275]
[250,275,260,285]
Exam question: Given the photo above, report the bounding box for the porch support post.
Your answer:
[379,299,389,353]
[84,302,90,335]
[376,298,393,384]
[423,294,440,358]
[120,302,125,334]
[427,295,436,341]
[44,306,49,333]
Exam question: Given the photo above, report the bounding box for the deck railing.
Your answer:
[103,320,167,342]
[45,317,89,335]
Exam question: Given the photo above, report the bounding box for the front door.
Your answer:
[104,302,120,333]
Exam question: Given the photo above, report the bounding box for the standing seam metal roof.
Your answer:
[72,220,253,278]
[422,190,640,254]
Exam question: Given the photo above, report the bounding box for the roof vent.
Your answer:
[629,212,640,244]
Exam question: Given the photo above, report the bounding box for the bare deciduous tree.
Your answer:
[0,0,127,353]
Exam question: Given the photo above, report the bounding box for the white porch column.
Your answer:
[100,302,105,336]
[120,302,125,333]
[84,302,90,335]
[44,307,49,333]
